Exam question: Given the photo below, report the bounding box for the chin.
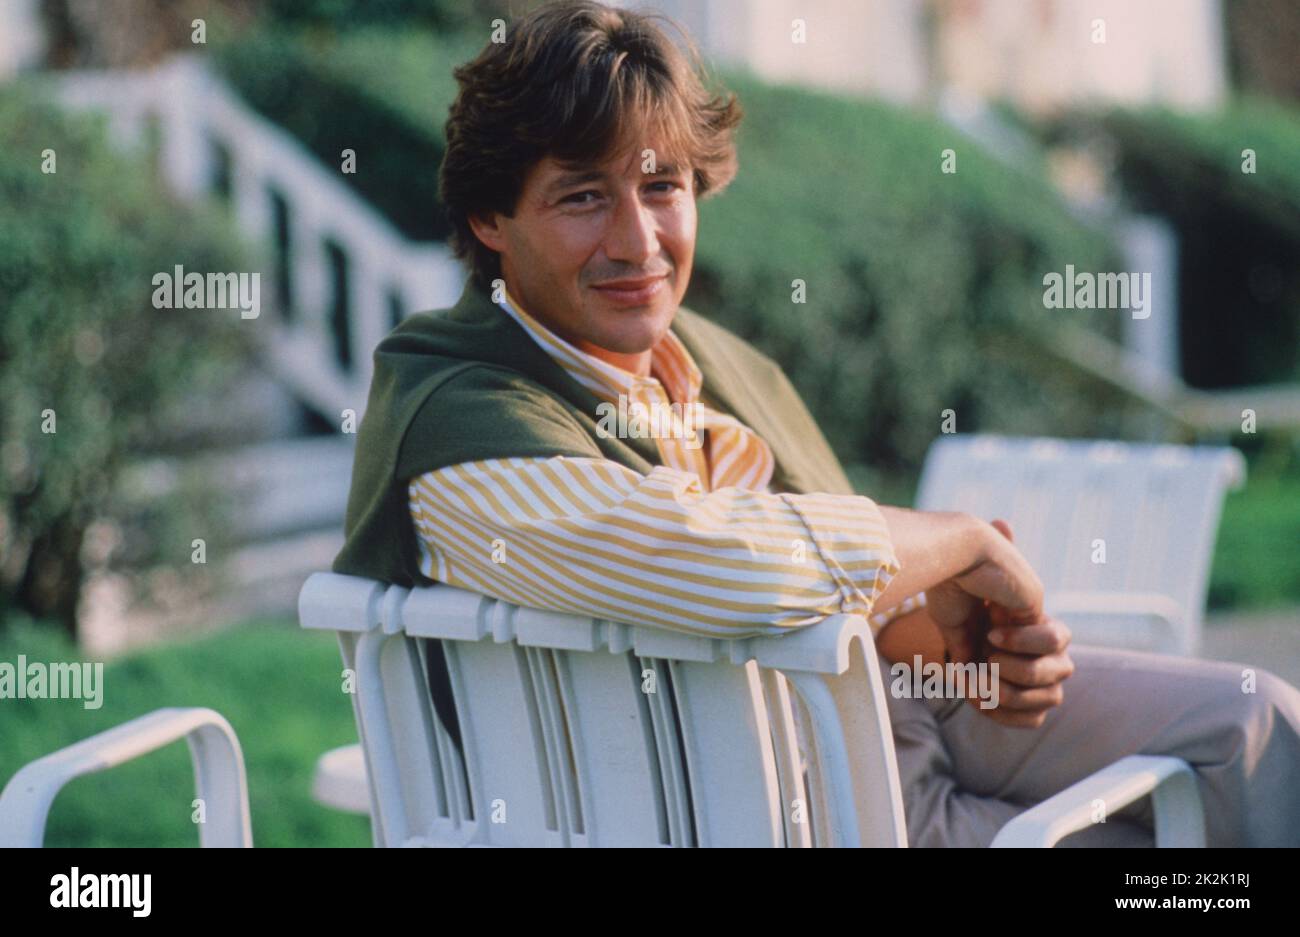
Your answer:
[600,326,661,355]
[592,307,673,351]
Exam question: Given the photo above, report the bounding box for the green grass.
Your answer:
[1208,470,1300,612]
[0,619,371,847]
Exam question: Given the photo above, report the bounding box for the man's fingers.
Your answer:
[990,518,1014,543]
[988,678,1065,711]
[987,649,1075,687]
[987,618,1072,656]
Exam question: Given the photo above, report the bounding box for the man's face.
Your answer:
[469,139,696,374]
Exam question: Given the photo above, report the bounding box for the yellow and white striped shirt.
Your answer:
[408,287,906,638]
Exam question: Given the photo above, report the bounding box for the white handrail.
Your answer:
[50,54,466,423]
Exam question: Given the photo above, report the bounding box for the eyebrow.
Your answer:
[544,162,685,197]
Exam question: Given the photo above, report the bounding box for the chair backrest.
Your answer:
[298,572,908,848]
[915,434,1245,655]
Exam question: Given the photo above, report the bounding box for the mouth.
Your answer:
[589,274,668,307]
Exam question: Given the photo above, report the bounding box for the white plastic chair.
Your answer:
[916,435,1245,656]
[297,572,1205,848]
[0,576,1205,847]
[0,707,252,847]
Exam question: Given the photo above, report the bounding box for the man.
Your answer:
[335,0,1300,846]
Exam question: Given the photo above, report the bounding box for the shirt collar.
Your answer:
[496,285,702,407]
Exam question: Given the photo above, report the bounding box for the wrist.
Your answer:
[952,511,998,570]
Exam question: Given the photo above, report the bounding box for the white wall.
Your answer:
[624,0,930,103]
[0,0,45,79]
[935,0,1227,113]
[625,0,1226,111]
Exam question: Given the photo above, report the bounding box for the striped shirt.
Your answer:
[408,286,912,638]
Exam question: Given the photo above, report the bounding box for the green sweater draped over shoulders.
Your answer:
[332,276,855,588]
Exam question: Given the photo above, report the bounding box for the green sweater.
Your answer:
[332,276,856,587]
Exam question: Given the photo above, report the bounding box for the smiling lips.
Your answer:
[590,274,669,306]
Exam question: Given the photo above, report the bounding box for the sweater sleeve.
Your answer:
[408,455,900,638]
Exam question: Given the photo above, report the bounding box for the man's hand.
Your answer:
[977,611,1074,728]
[929,519,1073,729]
[923,518,1045,663]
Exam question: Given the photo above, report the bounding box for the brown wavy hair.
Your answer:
[439,0,744,289]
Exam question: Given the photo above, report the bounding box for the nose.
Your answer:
[603,189,660,266]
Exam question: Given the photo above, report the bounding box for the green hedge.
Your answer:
[691,71,1121,480]
[213,28,486,240]
[1090,100,1300,388]
[1101,99,1300,231]
[0,85,252,635]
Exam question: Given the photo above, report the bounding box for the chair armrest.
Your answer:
[745,613,875,674]
[391,573,878,676]
[1047,591,1189,653]
[0,707,252,848]
[1048,591,1183,622]
[989,754,1204,847]
[766,618,909,847]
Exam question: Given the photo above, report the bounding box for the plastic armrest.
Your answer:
[0,706,252,848]
[769,618,909,847]
[1047,591,1190,652]
[990,754,1204,847]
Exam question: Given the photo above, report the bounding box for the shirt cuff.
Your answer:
[868,591,928,634]
[781,493,900,622]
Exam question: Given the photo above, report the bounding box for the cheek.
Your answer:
[664,203,696,264]
[667,201,696,246]
[550,218,605,266]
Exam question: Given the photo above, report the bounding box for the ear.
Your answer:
[467,210,507,254]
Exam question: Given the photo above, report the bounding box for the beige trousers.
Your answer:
[881,643,1300,847]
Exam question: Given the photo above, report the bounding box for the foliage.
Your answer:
[212,27,487,240]
[689,69,1123,477]
[258,0,517,32]
[1085,99,1300,387]
[0,85,252,637]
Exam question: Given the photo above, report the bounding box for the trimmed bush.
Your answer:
[213,28,486,240]
[1092,99,1300,388]
[0,84,251,638]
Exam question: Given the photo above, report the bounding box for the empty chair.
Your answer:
[915,435,1245,656]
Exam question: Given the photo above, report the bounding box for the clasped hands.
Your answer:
[925,519,1075,728]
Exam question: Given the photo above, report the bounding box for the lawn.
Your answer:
[1207,469,1300,612]
[0,618,371,847]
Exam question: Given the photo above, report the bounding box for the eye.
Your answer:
[562,189,602,205]
[648,180,681,194]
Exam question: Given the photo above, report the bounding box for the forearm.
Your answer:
[410,457,900,637]
[872,505,992,610]
[875,605,945,665]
